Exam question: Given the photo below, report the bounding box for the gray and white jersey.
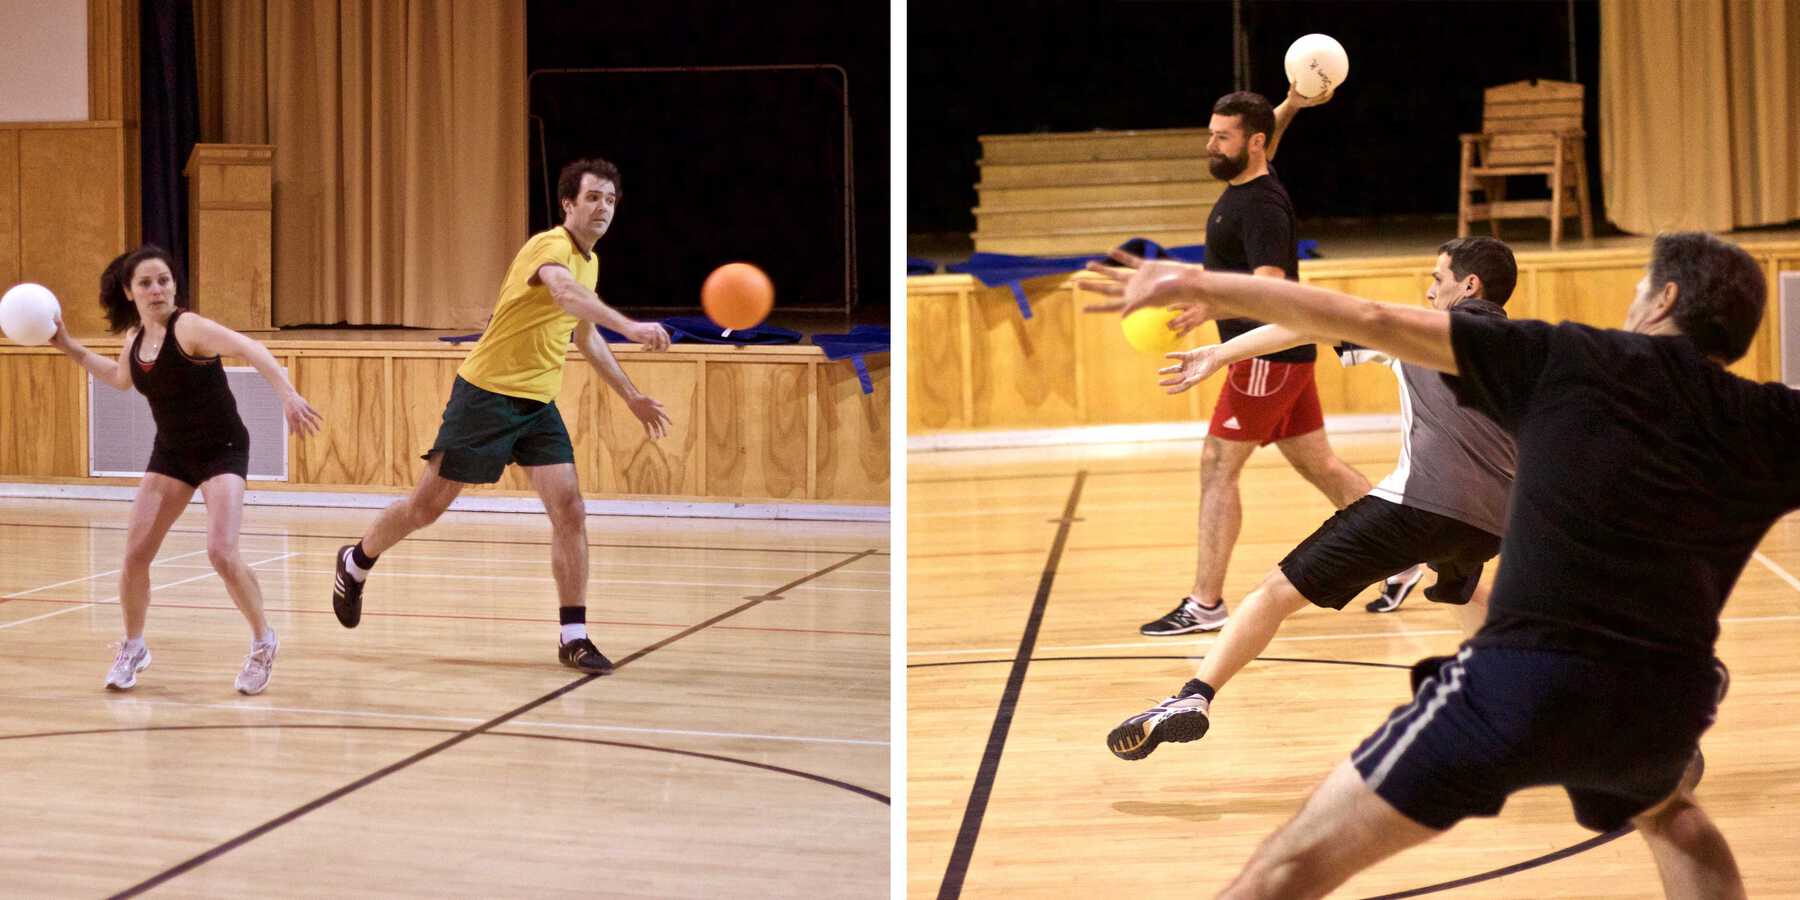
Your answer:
[1337,299,1517,537]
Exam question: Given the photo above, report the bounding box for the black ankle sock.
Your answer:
[559,606,586,626]
[350,542,378,569]
[1179,679,1217,702]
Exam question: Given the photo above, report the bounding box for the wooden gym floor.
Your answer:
[909,434,1800,898]
[0,497,889,898]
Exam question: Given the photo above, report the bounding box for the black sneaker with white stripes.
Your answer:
[1107,679,1213,760]
[558,637,615,674]
[1138,597,1228,636]
[332,544,365,628]
[1365,564,1425,613]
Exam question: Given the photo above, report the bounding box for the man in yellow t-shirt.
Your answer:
[330,158,673,674]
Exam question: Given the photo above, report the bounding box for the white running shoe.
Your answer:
[104,642,151,691]
[235,629,279,695]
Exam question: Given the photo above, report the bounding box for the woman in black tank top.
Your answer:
[47,245,323,695]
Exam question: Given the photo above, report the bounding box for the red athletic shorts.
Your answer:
[1207,359,1323,445]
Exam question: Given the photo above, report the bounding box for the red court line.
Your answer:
[0,595,887,637]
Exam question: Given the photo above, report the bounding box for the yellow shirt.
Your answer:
[457,227,596,402]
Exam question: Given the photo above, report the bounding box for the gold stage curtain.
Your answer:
[1600,0,1800,234]
[195,1,524,328]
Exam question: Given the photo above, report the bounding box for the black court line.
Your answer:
[937,471,1086,900]
[909,654,1410,671]
[0,723,888,804]
[1357,826,1634,899]
[107,548,879,899]
[913,651,1637,896]
[0,520,888,558]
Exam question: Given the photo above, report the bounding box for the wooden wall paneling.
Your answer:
[706,362,808,499]
[283,352,297,478]
[959,286,975,426]
[18,125,126,339]
[186,146,274,330]
[968,276,1080,428]
[807,361,819,499]
[1536,264,1643,332]
[291,355,385,485]
[695,358,708,495]
[389,357,461,486]
[0,352,84,476]
[567,357,700,496]
[905,289,969,432]
[1071,277,1194,424]
[87,0,138,123]
[381,355,396,485]
[815,354,891,502]
[0,130,18,289]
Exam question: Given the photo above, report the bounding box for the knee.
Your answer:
[410,496,451,529]
[1200,442,1242,484]
[546,496,587,533]
[1633,793,1701,841]
[206,540,241,572]
[122,541,158,572]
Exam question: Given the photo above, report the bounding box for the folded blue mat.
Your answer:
[946,237,1319,318]
[812,324,891,395]
[907,256,939,276]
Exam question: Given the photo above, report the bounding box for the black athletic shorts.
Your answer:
[145,436,250,488]
[1351,645,1727,832]
[425,376,575,484]
[1280,495,1501,610]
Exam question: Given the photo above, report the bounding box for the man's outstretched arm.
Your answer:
[1085,254,1459,375]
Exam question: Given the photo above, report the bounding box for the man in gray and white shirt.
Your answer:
[1107,236,1518,761]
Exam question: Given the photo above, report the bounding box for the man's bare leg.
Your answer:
[1272,428,1370,508]
[1219,759,1441,900]
[1635,754,1746,900]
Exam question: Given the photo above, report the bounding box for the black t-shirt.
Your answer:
[1205,169,1312,363]
[1448,314,1800,664]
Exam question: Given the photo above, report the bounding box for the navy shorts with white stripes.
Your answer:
[1350,645,1726,832]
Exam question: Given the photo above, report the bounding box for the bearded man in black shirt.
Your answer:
[1086,232,1785,899]
[1136,88,1426,639]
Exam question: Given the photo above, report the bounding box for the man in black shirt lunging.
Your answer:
[1087,232,1788,898]
[1136,88,1421,638]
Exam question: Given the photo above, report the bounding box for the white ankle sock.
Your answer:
[560,623,587,645]
[344,550,371,583]
[123,636,145,653]
[1187,595,1220,610]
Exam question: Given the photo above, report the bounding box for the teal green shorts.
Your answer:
[425,376,575,484]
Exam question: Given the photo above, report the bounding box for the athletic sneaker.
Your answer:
[332,544,364,628]
[1139,597,1229,636]
[1107,679,1212,760]
[235,629,279,695]
[104,642,151,691]
[1366,564,1426,613]
[558,637,615,674]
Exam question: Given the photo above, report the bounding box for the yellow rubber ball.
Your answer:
[1121,307,1181,355]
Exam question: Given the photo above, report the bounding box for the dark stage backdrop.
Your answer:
[527,1,889,317]
[910,0,1604,236]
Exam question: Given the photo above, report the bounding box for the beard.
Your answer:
[1208,148,1249,181]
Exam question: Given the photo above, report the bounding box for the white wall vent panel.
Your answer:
[1782,271,1800,389]
[89,367,289,480]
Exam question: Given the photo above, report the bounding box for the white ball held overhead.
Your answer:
[1284,33,1349,99]
[0,282,60,346]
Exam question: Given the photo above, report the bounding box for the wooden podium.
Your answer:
[184,144,273,330]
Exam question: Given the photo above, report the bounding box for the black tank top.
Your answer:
[129,308,250,451]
